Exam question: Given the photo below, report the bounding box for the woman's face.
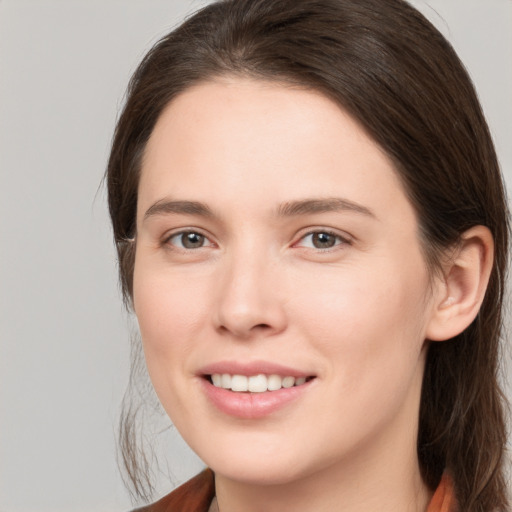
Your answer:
[133,78,440,485]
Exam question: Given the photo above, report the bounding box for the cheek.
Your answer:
[288,265,431,450]
[290,258,431,382]
[133,263,210,368]
[132,265,214,422]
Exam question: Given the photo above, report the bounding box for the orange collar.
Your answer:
[427,473,457,512]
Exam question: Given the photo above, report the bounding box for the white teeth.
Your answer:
[231,375,248,392]
[248,374,268,393]
[221,373,232,389]
[282,376,295,388]
[211,373,309,392]
[267,374,282,391]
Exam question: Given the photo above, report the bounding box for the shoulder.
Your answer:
[132,469,215,512]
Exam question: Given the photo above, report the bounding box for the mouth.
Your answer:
[198,362,317,417]
[205,373,316,393]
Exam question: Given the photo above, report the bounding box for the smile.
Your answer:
[200,370,316,419]
[209,373,311,392]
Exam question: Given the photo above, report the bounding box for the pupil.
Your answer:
[183,232,204,248]
[313,232,335,248]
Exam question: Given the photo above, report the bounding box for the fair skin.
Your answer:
[133,78,493,512]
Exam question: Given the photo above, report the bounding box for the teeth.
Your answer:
[248,374,267,393]
[231,375,248,392]
[221,373,231,388]
[211,373,310,392]
[267,374,282,391]
[282,376,295,388]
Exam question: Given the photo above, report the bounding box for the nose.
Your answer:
[212,251,288,339]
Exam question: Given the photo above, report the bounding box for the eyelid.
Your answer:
[162,228,216,250]
[293,228,353,250]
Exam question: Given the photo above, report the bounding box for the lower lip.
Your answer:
[200,378,314,419]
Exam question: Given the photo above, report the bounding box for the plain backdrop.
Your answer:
[0,1,511,511]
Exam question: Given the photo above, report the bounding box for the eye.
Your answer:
[166,231,213,249]
[296,230,347,250]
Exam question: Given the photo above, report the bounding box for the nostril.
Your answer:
[216,322,274,338]
[253,323,271,330]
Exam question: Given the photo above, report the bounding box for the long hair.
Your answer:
[106,1,510,509]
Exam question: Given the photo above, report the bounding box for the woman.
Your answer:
[107,0,509,510]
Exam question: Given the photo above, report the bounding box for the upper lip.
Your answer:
[198,360,314,378]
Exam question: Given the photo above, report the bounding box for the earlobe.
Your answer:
[426,226,494,342]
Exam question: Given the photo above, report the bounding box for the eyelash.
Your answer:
[162,228,351,253]
[164,230,215,250]
[293,229,351,251]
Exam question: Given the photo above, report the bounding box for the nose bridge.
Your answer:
[213,239,286,338]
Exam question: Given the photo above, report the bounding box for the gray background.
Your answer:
[0,1,511,511]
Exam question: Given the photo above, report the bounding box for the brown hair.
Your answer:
[107,0,510,509]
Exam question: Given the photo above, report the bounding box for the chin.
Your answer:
[209,456,309,486]
[189,429,338,488]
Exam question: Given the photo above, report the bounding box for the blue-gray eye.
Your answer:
[299,231,342,249]
[169,232,207,249]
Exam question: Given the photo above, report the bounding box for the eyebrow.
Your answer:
[144,199,214,221]
[276,197,375,218]
[143,197,375,222]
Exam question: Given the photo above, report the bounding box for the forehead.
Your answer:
[138,78,411,224]
[144,77,385,166]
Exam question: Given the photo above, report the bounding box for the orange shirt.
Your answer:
[427,473,457,512]
[136,468,457,512]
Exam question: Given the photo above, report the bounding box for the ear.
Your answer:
[426,226,494,342]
